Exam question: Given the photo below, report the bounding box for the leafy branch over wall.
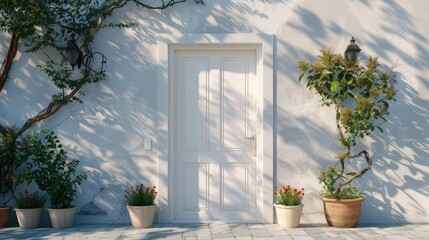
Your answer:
[0,0,204,207]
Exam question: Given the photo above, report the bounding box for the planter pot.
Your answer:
[48,207,76,229]
[0,207,11,228]
[127,205,156,228]
[15,208,43,229]
[274,204,303,228]
[321,197,364,228]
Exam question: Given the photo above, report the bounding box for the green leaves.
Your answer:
[297,49,396,148]
[330,80,339,92]
[20,130,87,209]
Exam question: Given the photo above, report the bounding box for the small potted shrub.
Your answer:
[125,184,157,228]
[22,130,87,229]
[274,185,305,228]
[297,39,396,227]
[14,190,46,229]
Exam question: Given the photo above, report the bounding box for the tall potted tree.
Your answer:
[21,130,87,229]
[297,39,396,227]
[0,135,14,227]
[0,128,28,227]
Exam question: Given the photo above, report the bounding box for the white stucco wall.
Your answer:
[1,0,429,224]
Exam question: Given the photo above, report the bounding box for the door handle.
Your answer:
[243,135,257,156]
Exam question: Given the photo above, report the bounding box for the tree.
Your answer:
[0,0,204,207]
[298,49,396,199]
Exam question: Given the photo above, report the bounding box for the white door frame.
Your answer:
[157,34,274,223]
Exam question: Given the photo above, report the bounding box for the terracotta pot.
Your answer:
[127,205,156,228]
[0,207,11,228]
[274,204,303,228]
[321,197,364,228]
[48,207,76,229]
[15,208,43,229]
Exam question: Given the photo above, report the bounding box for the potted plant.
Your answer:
[0,137,14,228]
[125,184,157,228]
[21,130,87,229]
[0,128,29,227]
[14,190,46,229]
[297,41,396,227]
[274,185,305,228]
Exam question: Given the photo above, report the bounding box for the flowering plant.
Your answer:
[274,185,304,206]
[125,184,157,206]
[14,190,46,209]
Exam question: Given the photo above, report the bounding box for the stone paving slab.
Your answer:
[1,223,429,239]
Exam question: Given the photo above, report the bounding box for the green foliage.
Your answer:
[298,50,396,147]
[298,49,396,199]
[0,0,117,106]
[318,166,363,199]
[125,184,157,206]
[0,127,30,207]
[274,185,304,206]
[21,130,87,209]
[14,190,46,209]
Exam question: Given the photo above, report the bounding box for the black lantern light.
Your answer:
[344,37,361,63]
[66,40,82,70]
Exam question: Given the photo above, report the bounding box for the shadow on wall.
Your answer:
[39,0,285,223]
[4,0,429,224]
[276,0,429,224]
[363,70,429,223]
[49,56,160,223]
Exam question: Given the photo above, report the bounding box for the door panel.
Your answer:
[181,163,209,211]
[180,58,209,151]
[174,49,258,221]
[221,58,248,151]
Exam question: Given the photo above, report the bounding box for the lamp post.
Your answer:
[66,40,82,70]
[344,37,361,63]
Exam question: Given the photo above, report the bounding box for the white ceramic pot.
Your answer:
[274,204,304,228]
[127,205,156,228]
[15,208,43,229]
[48,207,76,229]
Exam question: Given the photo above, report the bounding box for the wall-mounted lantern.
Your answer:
[344,37,361,63]
[66,40,82,70]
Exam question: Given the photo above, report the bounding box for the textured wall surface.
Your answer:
[1,0,428,224]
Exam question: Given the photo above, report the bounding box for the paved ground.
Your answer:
[1,223,429,240]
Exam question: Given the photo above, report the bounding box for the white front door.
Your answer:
[173,49,259,222]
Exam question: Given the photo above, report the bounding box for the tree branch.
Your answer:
[0,33,19,92]
[0,124,8,136]
[86,0,202,52]
[13,0,203,137]
[335,150,372,198]
[16,78,86,137]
